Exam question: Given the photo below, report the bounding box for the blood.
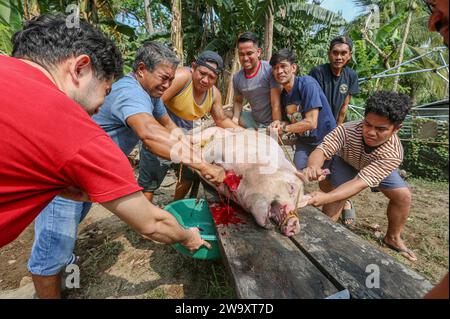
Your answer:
[208,172,245,227]
[222,170,241,192]
[209,202,244,227]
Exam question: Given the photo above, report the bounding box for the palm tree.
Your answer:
[348,0,448,103]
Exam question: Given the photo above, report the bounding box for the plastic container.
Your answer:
[164,199,221,260]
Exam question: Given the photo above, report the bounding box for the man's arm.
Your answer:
[232,94,244,125]
[336,95,351,126]
[284,108,319,134]
[270,87,282,121]
[308,177,368,207]
[101,191,210,251]
[211,87,242,129]
[158,113,179,132]
[127,113,225,183]
[302,148,327,181]
[127,113,176,159]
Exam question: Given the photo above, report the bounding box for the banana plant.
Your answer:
[0,0,22,54]
[348,0,448,104]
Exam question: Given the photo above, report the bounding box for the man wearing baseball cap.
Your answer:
[309,35,360,226]
[139,50,241,201]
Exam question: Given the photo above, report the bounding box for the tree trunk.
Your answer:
[392,6,413,92]
[201,5,212,50]
[362,11,391,69]
[144,0,155,34]
[23,0,40,20]
[263,0,274,61]
[30,0,40,17]
[171,0,183,65]
[23,0,29,20]
[224,46,240,106]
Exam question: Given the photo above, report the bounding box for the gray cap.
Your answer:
[195,50,224,75]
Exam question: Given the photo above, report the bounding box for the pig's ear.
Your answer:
[298,194,311,208]
[294,170,308,183]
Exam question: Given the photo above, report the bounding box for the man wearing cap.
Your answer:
[309,36,359,126]
[139,50,241,201]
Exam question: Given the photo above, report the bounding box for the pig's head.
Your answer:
[246,170,304,236]
[265,170,306,237]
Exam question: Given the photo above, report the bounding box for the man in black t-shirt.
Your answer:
[309,36,359,126]
[309,36,360,225]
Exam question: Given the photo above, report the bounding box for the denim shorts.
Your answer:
[294,142,331,171]
[138,144,172,192]
[138,144,196,192]
[28,196,91,276]
[329,156,407,191]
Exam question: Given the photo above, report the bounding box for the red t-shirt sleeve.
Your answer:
[60,135,142,202]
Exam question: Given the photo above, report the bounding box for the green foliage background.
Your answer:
[0,0,448,180]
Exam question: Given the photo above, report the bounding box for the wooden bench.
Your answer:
[198,184,434,299]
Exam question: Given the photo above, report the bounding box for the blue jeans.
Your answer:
[28,196,91,276]
[329,156,407,191]
[294,142,317,170]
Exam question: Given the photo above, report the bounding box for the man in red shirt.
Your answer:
[0,14,209,298]
[422,0,449,299]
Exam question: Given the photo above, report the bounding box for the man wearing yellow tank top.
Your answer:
[139,51,241,201]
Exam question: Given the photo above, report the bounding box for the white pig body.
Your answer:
[191,127,304,236]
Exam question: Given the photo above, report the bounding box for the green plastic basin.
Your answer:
[164,199,220,260]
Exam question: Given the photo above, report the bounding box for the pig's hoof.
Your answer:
[281,217,300,237]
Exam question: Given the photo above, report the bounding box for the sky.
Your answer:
[319,0,363,22]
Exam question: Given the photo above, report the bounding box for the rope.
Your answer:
[178,163,183,183]
[275,130,303,226]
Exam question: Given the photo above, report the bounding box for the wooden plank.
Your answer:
[214,208,339,299]
[292,206,434,299]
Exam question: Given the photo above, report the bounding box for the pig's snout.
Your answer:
[269,200,300,236]
[281,216,300,237]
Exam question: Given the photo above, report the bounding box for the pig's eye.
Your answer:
[287,183,296,194]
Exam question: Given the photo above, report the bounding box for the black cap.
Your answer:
[195,50,224,75]
[330,36,353,52]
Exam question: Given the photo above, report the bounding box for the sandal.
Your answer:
[340,200,356,226]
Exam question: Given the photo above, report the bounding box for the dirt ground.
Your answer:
[0,169,448,299]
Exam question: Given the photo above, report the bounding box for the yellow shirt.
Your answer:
[165,78,214,121]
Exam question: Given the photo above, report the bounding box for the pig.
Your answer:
[189,127,308,237]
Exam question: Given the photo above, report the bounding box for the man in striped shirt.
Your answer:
[303,91,416,261]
